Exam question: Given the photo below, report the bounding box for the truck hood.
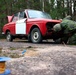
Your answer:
[28,18,61,23]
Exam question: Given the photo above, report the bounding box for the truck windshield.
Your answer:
[28,10,52,19]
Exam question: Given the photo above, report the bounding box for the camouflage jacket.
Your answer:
[60,18,76,34]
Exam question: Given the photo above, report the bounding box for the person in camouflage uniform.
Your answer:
[60,16,76,44]
[61,16,76,35]
[53,16,76,44]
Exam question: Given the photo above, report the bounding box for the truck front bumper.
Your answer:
[2,32,5,35]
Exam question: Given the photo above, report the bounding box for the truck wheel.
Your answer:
[6,32,13,42]
[30,28,42,43]
[28,34,31,42]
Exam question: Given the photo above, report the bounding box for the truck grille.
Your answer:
[46,22,55,32]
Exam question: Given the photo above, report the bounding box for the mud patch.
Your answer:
[24,50,38,57]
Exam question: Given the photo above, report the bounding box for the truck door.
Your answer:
[15,12,26,34]
[10,13,19,34]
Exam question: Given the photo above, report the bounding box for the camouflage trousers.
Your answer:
[68,33,76,45]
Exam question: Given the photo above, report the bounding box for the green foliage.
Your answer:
[50,0,68,19]
[0,47,2,53]
[44,1,51,13]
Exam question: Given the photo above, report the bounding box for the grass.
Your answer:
[0,52,22,58]
[0,47,22,58]
[0,47,2,53]
[0,46,37,58]
[0,34,5,39]
[10,53,21,58]
[9,47,16,50]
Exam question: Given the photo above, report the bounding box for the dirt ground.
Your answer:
[0,39,76,75]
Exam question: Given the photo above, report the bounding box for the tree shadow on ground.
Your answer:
[14,39,61,45]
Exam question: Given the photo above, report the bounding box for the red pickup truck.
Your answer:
[2,9,61,43]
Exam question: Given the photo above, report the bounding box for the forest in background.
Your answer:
[0,0,76,33]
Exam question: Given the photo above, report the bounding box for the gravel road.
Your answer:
[0,39,76,75]
[0,39,59,48]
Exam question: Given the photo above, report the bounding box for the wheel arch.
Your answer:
[29,25,41,34]
[5,30,10,34]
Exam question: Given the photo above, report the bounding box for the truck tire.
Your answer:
[28,34,31,42]
[6,32,13,42]
[30,28,42,43]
